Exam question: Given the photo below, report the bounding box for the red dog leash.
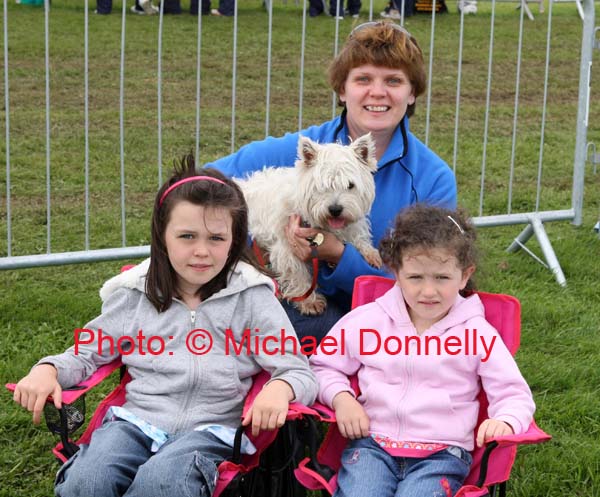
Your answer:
[289,244,320,302]
[252,240,320,302]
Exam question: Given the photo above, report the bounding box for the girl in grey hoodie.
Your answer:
[13,158,317,497]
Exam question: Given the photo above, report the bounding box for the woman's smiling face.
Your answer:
[340,64,415,140]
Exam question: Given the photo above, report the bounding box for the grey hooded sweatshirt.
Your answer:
[38,261,317,434]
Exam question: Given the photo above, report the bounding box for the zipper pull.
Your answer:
[190,310,196,326]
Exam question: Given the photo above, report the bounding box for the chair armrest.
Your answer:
[475,420,551,487]
[308,402,335,422]
[5,359,123,405]
[487,420,551,447]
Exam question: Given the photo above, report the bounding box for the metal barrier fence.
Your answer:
[0,0,597,286]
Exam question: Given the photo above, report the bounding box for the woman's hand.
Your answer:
[476,418,514,447]
[332,391,370,439]
[242,379,294,436]
[13,364,62,424]
[285,214,345,264]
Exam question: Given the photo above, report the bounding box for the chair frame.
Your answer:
[295,275,551,497]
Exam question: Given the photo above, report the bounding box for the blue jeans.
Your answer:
[308,0,325,16]
[334,437,472,497]
[329,0,361,16]
[95,0,112,13]
[55,420,232,497]
[281,296,347,345]
[190,0,234,14]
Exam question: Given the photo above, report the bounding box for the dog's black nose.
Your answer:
[328,205,343,217]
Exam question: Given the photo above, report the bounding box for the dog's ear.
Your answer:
[297,136,319,168]
[351,133,377,172]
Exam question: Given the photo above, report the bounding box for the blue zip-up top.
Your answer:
[205,113,457,306]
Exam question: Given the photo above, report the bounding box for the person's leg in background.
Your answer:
[129,0,159,14]
[190,0,211,15]
[329,0,344,18]
[346,0,360,17]
[381,0,415,19]
[308,0,324,16]
[457,0,477,14]
[161,0,182,14]
[211,0,234,16]
[95,0,112,14]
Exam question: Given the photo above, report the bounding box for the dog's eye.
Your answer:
[348,182,355,190]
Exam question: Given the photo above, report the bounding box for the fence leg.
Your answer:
[575,0,584,20]
[506,217,567,286]
[519,0,535,21]
[587,142,599,174]
[530,216,567,286]
[507,224,535,253]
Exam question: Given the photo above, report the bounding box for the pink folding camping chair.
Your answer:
[6,264,317,497]
[295,275,551,497]
[7,365,319,497]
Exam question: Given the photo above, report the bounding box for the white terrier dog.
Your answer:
[237,133,381,315]
[99,134,381,315]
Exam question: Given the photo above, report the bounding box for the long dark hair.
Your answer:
[146,154,267,312]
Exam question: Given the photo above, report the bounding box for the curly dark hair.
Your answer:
[379,204,478,294]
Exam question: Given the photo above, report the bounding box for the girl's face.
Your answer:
[340,64,415,140]
[393,248,474,334]
[164,201,233,301]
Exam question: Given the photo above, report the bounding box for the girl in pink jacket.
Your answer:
[310,204,535,497]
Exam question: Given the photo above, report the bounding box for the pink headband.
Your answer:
[159,176,227,207]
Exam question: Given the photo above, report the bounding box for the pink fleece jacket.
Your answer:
[310,285,535,451]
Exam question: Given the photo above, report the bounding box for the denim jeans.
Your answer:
[329,0,361,16]
[280,296,347,345]
[55,420,232,497]
[334,437,472,497]
[190,0,234,14]
[308,0,325,16]
[95,0,111,14]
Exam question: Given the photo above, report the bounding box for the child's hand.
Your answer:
[13,364,62,425]
[242,379,294,437]
[476,418,514,447]
[332,391,370,440]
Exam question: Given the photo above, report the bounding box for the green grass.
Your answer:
[1,1,600,496]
